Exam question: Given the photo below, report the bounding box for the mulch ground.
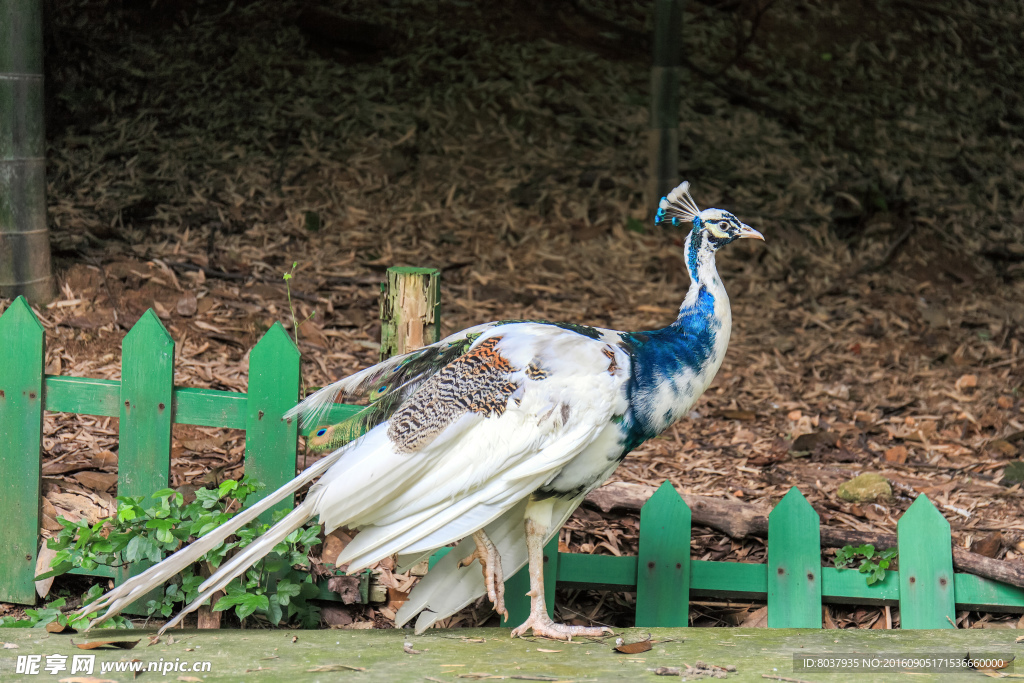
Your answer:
[3,0,1023,632]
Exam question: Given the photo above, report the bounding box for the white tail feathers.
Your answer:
[157,501,314,634]
[79,442,350,629]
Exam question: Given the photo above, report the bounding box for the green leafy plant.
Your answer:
[0,587,132,630]
[37,476,324,628]
[834,544,897,585]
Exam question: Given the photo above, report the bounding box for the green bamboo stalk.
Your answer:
[648,0,684,215]
[0,0,53,304]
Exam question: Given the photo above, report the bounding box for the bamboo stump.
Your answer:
[379,267,441,360]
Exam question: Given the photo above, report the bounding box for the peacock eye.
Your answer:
[316,428,327,436]
[719,221,729,231]
[378,384,387,392]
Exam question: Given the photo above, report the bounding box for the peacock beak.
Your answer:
[736,224,765,241]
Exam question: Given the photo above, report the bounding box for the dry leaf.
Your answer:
[956,374,978,390]
[35,542,58,599]
[404,642,423,654]
[177,292,198,316]
[71,638,141,650]
[969,653,1014,672]
[321,604,354,627]
[321,531,350,565]
[46,621,75,633]
[613,637,652,654]
[717,409,757,421]
[74,471,119,492]
[791,431,839,451]
[306,664,366,672]
[328,575,362,604]
[91,450,118,469]
[740,606,768,627]
[971,532,1003,558]
[990,439,1019,457]
[884,445,908,463]
[48,493,105,525]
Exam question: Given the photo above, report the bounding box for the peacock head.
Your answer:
[654,181,764,248]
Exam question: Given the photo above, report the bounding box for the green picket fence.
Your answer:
[0,295,362,608]
[433,484,1024,629]
[3,294,1024,628]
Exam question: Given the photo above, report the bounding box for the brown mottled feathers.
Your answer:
[525,362,548,380]
[601,346,618,375]
[387,336,522,453]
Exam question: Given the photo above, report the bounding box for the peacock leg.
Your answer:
[510,501,613,640]
[459,529,507,621]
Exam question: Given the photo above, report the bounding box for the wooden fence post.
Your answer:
[898,495,956,628]
[245,322,300,522]
[0,296,44,604]
[767,488,822,627]
[636,480,691,626]
[379,266,441,361]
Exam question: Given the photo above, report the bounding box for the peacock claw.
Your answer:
[459,530,507,621]
[510,611,613,641]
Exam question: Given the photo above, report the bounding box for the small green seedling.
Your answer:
[835,544,897,585]
[283,261,316,348]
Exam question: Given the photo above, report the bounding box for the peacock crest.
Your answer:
[654,180,702,228]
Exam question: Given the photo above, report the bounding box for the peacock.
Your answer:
[79,181,763,640]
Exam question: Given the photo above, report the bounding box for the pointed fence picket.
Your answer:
[3,292,1024,628]
[898,495,956,628]
[0,297,45,605]
[636,480,690,626]
[766,488,821,628]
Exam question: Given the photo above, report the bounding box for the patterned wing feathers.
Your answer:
[284,326,492,434]
[388,336,521,453]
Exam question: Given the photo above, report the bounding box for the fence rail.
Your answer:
[3,291,1024,629]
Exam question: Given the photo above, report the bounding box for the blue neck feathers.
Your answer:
[617,231,725,451]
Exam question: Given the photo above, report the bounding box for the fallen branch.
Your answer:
[584,482,1024,590]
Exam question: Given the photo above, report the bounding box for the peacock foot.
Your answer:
[510,609,613,641]
[459,530,507,621]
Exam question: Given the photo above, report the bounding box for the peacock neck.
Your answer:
[675,229,729,326]
[617,230,732,451]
